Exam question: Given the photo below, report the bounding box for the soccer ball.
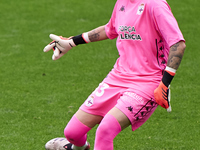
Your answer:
[45,137,72,150]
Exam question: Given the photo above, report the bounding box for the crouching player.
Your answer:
[43,0,186,149]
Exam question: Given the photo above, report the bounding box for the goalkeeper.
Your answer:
[44,0,186,150]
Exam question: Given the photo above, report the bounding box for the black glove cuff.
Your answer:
[72,34,86,46]
[162,70,174,87]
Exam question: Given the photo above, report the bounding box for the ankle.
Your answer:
[72,141,90,150]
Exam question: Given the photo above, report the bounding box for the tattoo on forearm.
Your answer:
[167,43,184,70]
[170,43,179,51]
[89,30,100,42]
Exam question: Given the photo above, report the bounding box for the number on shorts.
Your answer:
[94,82,109,97]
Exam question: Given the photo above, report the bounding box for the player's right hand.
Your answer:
[43,34,76,60]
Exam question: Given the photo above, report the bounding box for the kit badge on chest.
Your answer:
[137,3,145,15]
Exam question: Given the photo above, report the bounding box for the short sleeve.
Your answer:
[105,1,119,39]
[152,2,185,47]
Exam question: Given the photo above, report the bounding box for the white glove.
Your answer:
[43,34,76,60]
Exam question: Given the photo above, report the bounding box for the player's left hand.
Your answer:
[154,81,170,109]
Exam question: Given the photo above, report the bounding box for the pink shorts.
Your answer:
[80,82,157,131]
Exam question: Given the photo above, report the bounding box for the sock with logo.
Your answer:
[64,115,91,147]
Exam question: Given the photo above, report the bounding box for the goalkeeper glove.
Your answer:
[43,33,90,60]
[43,34,76,60]
[154,81,170,109]
[154,67,176,111]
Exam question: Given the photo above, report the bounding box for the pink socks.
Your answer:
[64,115,91,147]
[94,114,121,150]
[64,114,121,150]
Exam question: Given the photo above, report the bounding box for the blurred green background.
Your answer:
[0,0,199,149]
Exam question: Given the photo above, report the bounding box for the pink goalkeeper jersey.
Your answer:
[104,0,185,99]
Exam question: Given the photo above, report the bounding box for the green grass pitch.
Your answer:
[0,0,199,149]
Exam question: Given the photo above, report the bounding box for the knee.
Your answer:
[94,114,121,150]
[64,119,84,142]
[96,114,121,139]
[96,121,110,138]
[63,115,91,143]
[64,125,76,142]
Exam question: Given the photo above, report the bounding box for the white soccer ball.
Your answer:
[45,137,72,150]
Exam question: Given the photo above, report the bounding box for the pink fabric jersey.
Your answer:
[104,0,185,99]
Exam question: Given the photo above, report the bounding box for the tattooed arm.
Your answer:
[167,41,186,70]
[88,25,109,42]
[43,25,109,60]
[154,40,186,110]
